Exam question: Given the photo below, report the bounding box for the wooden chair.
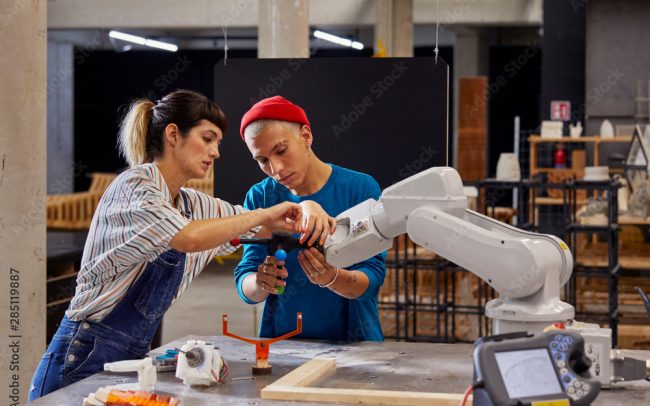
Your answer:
[46,172,116,230]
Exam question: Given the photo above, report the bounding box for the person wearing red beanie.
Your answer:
[29,90,334,401]
[239,95,310,140]
[234,96,387,341]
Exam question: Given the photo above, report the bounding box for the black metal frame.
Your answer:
[566,180,621,346]
[380,242,495,342]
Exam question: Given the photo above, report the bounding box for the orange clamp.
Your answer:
[222,312,302,375]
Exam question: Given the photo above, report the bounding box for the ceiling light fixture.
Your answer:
[313,30,364,50]
[109,30,178,52]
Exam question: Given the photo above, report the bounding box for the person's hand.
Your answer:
[261,202,302,233]
[298,201,336,246]
[298,247,338,286]
[255,256,288,295]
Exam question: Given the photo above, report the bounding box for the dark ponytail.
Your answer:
[119,89,228,167]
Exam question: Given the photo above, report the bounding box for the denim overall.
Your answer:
[29,193,190,401]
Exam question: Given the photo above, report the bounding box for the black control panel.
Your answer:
[472,330,600,406]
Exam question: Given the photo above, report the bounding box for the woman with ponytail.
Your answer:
[29,89,335,400]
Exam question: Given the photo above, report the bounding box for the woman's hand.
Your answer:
[261,202,303,233]
[297,247,370,299]
[255,256,288,295]
[298,201,336,246]
[298,247,338,286]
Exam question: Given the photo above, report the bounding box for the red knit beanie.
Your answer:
[240,96,310,140]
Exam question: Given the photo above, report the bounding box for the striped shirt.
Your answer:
[66,163,256,321]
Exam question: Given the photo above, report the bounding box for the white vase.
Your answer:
[600,119,614,138]
[496,153,521,181]
[570,122,583,138]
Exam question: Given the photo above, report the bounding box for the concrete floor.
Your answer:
[162,260,261,344]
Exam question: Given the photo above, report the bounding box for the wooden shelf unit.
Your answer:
[528,136,631,217]
[529,135,632,177]
[619,215,650,225]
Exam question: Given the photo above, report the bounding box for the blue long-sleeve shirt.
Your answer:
[234,164,386,341]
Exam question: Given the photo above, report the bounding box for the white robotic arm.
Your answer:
[324,167,575,334]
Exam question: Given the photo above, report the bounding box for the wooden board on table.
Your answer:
[261,358,469,406]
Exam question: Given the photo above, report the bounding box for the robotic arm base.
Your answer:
[487,295,575,335]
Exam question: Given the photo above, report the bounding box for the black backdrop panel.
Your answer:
[213,57,449,203]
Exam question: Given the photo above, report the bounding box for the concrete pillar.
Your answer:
[374,0,413,57]
[0,1,47,404]
[258,0,309,58]
[453,28,489,166]
[47,41,75,194]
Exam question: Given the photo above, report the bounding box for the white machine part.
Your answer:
[176,339,227,386]
[83,357,158,405]
[102,356,156,392]
[567,321,650,388]
[325,167,575,334]
[566,321,613,387]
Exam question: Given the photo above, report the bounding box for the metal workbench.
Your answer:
[31,336,650,405]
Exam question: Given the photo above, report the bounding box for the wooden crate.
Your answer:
[575,274,650,322]
[576,241,650,270]
[545,168,587,199]
[618,325,650,349]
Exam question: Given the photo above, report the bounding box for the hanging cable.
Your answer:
[221,0,230,65]
[434,0,440,64]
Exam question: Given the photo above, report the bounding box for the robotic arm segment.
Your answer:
[324,167,468,268]
[464,209,573,288]
[373,167,467,238]
[406,206,545,299]
[324,198,393,268]
[324,166,575,333]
